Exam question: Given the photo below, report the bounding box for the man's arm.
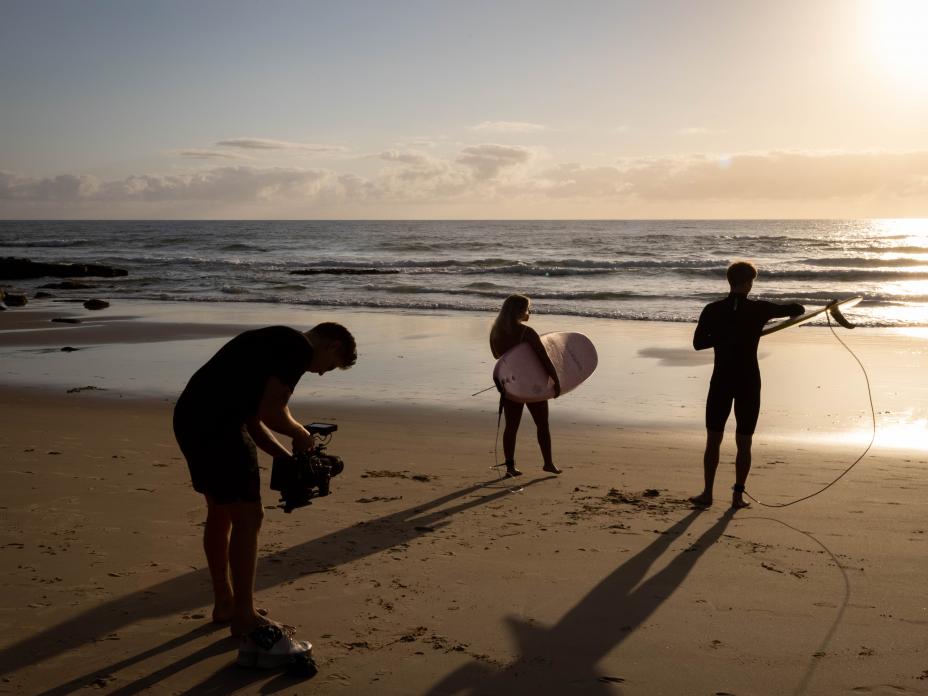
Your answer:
[246,417,290,458]
[693,307,713,350]
[765,302,805,320]
[525,327,561,397]
[258,376,315,452]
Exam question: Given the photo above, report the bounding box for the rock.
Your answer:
[34,291,54,299]
[0,257,127,280]
[83,299,110,310]
[61,346,80,352]
[4,293,27,307]
[51,317,81,324]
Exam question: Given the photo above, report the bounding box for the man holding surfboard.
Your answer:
[690,262,804,509]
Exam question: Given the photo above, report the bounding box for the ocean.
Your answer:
[3,219,928,326]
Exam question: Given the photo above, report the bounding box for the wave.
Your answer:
[804,256,928,268]
[220,243,269,252]
[6,239,94,248]
[131,293,905,326]
[679,267,928,281]
[370,284,646,301]
[291,268,401,275]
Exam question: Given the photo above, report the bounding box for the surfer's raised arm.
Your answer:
[762,300,805,320]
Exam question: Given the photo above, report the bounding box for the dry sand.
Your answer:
[1,301,927,695]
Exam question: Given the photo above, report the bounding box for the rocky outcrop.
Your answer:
[4,292,28,307]
[0,257,128,280]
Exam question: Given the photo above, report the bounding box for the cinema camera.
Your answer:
[270,423,344,513]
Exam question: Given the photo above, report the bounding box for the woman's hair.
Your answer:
[490,294,530,351]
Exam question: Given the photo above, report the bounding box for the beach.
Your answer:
[1,299,927,695]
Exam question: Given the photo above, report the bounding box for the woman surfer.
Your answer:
[490,294,562,477]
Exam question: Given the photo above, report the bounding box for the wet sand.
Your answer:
[1,300,927,694]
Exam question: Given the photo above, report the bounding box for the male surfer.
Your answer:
[173,322,356,665]
[690,262,804,509]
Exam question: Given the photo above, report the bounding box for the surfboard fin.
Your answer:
[828,300,856,329]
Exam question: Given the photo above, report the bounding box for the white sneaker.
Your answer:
[236,624,313,669]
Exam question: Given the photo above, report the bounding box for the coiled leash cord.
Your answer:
[745,312,876,508]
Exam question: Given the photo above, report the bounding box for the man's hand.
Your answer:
[292,427,315,454]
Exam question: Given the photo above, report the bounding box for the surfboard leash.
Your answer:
[483,392,524,492]
[745,312,876,508]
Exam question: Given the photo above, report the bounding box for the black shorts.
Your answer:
[173,406,260,504]
[705,379,761,436]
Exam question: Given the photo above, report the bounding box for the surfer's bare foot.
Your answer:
[504,465,523,478]
[730,497,751,510]
[542,463,562,474]
[689,493,713,507]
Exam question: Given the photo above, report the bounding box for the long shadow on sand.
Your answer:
[736,516,850,696]
[425,508,734,695]
[2,476,554,693]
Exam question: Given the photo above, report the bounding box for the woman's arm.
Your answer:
[524,326,561,397]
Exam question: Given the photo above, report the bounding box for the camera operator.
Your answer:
[173,322,356,665]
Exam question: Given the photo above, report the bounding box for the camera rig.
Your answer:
[270,423,344,513]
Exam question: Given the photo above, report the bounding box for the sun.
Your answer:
[868,0,928,86]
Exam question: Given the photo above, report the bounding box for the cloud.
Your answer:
[622,150,928,200]
[178,149,246,160]
[534,150,928,201]
[456,144,533,180]
[4,149,928,216]
[216,138,345,153]
[470,121,547,134]
[0,167,335,203]
[378,150,434,167]
[0,171,100,200]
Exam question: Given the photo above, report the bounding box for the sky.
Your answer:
[1,0,928,219]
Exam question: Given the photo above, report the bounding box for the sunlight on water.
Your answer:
[873,416,928,451]
[810,414,928,452]
[870,217,928,239]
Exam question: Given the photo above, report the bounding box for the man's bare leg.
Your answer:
[690,430,723,506]
[228,501,266,636]
[204,497,235,623]
[732,433,752,509]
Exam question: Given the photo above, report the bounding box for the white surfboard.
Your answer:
[761,296,862,336]
[493,332,598,403]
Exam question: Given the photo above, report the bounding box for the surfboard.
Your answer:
[761,296,862,336]
[493,332,598,403]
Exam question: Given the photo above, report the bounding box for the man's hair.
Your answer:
[726,261,757,287]
[309,322,357,368]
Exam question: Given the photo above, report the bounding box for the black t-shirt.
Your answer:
[694,293,803,383]
[177,326,314,426]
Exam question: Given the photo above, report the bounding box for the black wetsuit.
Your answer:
[173,326,314,503]
[694,293,804,435]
